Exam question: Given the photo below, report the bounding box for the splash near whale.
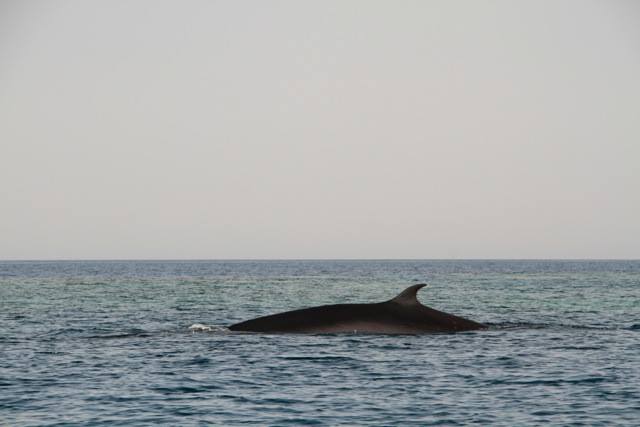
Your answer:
[229,284,485,334]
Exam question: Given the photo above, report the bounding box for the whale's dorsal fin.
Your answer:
[390,284,427,305]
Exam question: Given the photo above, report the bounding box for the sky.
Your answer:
[1,0,639,260]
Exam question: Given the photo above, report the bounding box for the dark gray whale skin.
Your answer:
[229,284,485,334]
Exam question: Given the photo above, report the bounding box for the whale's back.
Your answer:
[229,285,485,334]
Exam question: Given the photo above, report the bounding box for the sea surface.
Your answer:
[1,260,639,426]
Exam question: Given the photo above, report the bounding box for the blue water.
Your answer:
[1,260,639,426]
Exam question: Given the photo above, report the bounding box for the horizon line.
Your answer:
[1,258,639,262]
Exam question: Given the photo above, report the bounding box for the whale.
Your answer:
[229,284,485,334]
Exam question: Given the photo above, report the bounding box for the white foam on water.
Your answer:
[188,323,229,333]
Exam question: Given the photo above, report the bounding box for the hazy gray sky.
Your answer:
[1,0,639,260]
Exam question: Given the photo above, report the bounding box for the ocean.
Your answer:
[1,260,639,426]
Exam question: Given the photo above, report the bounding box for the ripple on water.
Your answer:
[1,260,640,425]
